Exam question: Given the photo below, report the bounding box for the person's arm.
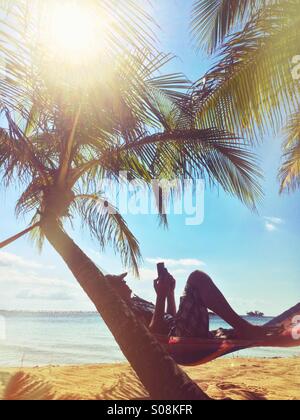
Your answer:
[166,274,177,317]
[149,278,170,335]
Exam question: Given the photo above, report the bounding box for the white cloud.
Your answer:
[141,258,206,293]
[264,217,284,232]
[0,251,51,270]
[137,267,191,283]
[265,222,277,232]
[265,217,284,225]
[16,289,74,301]
[0,251,89,311]
[0,266,76,289]
[145,257,205,268]
[138,267,157,281]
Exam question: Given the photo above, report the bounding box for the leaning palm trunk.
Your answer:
[42,219,209,400]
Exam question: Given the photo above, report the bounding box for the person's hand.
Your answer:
[154,271,176,298]
[167,273,176,294]
[154,277,171,299]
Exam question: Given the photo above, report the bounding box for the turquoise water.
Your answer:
[0,312,299,367]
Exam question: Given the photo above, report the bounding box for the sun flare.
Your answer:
[46,2,102,61]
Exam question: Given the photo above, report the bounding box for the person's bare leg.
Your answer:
[188,271,264,337]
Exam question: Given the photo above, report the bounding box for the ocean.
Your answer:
[0,312,299,367]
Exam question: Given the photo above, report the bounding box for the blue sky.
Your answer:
[0,0,299,316]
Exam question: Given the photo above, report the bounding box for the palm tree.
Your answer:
[0,0,261,399]
[191,0,300,191]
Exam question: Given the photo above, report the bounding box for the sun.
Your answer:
[46,2,101,61]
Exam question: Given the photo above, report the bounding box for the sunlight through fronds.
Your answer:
[0,0,263,272]
[44,2,103,62]
[191,0,300,142]
[191,0,277,53]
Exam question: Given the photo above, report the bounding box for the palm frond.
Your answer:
[0,127,36,185]
[106,50,190,136]
[0,0,162,133]
[0,109,57,185]
[28,212,45,252]
[98,128,263,210]
[192,0,300,141]
[0,0,265,272]
[279,111,300,192]
[2,0,158,55]
[74,195,141,275]
[4,372,55,401]
[191,0,275,53]
[0,222,39,249]
[15,179,44,216]
[92,0,158,54]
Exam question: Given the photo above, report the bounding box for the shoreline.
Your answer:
[0,354,292,370]
[1,357,299,400]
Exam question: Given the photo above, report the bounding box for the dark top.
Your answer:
[130,295,175,335]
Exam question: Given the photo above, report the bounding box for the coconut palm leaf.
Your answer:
[191,0,275,53]
[279,111,300,192]
[0,222,40,249]
[3,372,55,401]
[118,129,263,209]
[0,0,263,268]
[15,177,45,216]
[2,0,158,55]
[192,0,300,141]
[0,0,161,122]
[74,195,141,275]
[72,127,263,211]
[0,122,47,185]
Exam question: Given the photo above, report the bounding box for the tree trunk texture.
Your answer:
[42,220,210,400]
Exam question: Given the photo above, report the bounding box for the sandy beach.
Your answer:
[0,358,299,400]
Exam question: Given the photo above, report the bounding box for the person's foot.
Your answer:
[214,324,283,340]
